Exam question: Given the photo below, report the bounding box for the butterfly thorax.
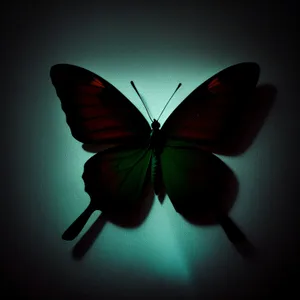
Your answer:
[149,119,165,153]
[149,119,165,195]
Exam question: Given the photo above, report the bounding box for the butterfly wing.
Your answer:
[160,146,255,253]
[50,64,151,145]
[62,146,152,240]
[160,146,237,222]
[161,62,260,154]
[82,146,152,213]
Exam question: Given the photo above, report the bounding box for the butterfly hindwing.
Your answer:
[82,146,152,212]
[160,145,237,222]
[161,62,260,154]
[50,64,151,145]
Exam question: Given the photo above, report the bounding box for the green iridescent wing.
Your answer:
[83,147,152,211]
[159,62,259,218]
[161,145,253,255]
[160,144,237,222]
[62,146,152,240]
[50,64,153,240]
[159,62,260,253]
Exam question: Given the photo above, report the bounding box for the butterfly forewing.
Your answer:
[50,64,151,145]
[161,62,260,154]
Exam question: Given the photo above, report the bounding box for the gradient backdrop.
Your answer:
[2,1,299,299]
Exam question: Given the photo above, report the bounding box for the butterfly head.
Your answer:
[151,119,161,130]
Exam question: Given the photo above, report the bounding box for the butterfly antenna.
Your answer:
[131,81,153,121]
[157,83,182,121]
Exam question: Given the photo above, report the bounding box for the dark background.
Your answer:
[1,1,299,299]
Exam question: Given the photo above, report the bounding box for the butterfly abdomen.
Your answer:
[151,152,162,195]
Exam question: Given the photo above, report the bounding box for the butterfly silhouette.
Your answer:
[50,62,260,249]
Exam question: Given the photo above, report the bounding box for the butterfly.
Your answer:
[50,62,260,246]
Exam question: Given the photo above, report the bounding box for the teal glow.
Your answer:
[3,1,297,299]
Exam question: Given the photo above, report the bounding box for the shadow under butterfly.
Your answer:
[50,62,276,260]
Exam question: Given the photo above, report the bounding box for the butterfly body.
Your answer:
[148,119,165,195]
[50,62,260,241]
